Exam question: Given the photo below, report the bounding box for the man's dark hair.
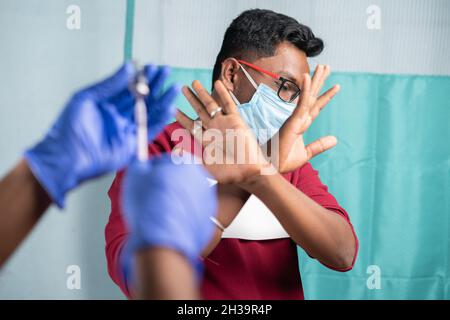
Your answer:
[212,9,324,83]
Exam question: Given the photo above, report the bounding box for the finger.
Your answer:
[305,136,337,161]
[149,65,172,97]
[191,80,219,115]
[313,65,331,99]
[148,84,181,114]
[182,86,211,124]
[99,101,137,158]
[318,65,331,94]
[310,84,340,120]
[313,65,330,98]
[160,84,182,104]
[214,80,238,114]
[175,110,206,145]
[175,109,195,132]
[148,87,181,131]
[292,73,311,118]
[143,64,158,85]
[108,88,135,119]
[85,62,136,102]
[310,64,324,96]
[111,88,134,106]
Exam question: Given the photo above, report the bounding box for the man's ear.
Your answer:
[220,58,240,91]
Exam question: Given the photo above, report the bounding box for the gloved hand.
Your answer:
[24,62,180,208]
[121,154,218,288]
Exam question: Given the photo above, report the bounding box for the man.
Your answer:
[106,9,359,299]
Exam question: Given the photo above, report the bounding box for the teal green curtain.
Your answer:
[124,0,135,61]
[298,73,450,299]
[164,69,450,300]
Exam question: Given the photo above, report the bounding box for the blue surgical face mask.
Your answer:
[229,64,297,144]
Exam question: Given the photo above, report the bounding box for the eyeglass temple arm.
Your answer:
[237,63,258,89]
[237,60,281,81]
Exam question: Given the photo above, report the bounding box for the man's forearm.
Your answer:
[133,247,200,299]
[242,171,356,269]
[0,159,51,267]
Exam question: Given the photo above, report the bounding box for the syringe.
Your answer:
[130,65,150,162]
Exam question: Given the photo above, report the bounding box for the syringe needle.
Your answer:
[135,96,149,162]
[130,64,150,162]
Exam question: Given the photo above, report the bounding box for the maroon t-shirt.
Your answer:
[105,122,358,299]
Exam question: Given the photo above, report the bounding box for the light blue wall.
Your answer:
[0,0,127,299]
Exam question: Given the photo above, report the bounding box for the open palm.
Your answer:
[176,80,271,185]
[269,65,341,173]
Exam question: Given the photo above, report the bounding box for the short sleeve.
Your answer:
[294,162,350,221]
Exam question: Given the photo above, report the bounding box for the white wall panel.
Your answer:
[133,0,450,75]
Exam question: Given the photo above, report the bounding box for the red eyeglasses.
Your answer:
[237,59,301,103]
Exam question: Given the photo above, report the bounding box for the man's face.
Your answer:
[230,41,310,105]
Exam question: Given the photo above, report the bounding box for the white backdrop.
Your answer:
[133,0,450,75]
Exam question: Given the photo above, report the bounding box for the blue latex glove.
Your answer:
[24,62,180,208]
[121,154,218,288]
